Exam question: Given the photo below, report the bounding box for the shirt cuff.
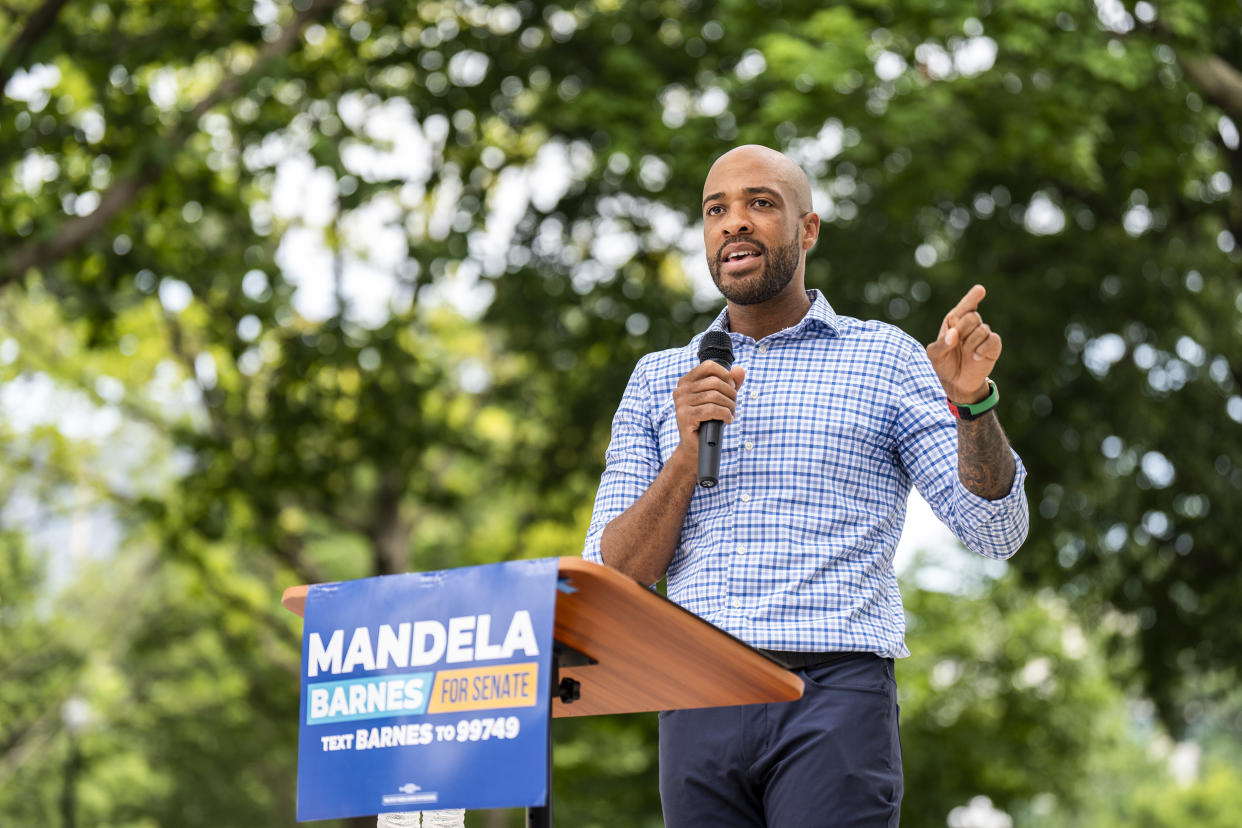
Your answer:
[953,448,1027,512]
[581,532,604,565]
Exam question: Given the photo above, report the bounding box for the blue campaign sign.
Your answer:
[296,558,559,822]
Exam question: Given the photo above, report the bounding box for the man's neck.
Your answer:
[726,284,813,341]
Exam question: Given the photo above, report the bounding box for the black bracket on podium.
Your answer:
[526,640,597,827]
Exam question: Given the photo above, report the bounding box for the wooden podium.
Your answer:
[281,557,804,824]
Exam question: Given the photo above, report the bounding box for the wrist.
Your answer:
[668,443,699,475]
[947,379,999,420]
[956,381,991,403]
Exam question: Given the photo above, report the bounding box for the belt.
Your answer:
[756,649,865,670]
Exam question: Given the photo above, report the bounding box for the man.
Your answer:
[581,145,1029,827]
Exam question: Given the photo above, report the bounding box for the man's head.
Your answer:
[701,145,819,306]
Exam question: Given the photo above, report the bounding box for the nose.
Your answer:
[722,212,752,236]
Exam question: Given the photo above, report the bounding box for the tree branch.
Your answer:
[3,173,152,289]
[0,0,70,95]
[270,534,327,586]
[0,0,342,288]
[1181,53,1242,123]
[0,301,183,433]
[1134,19,1242,126]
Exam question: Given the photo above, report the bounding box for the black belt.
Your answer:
[756,649,866,670]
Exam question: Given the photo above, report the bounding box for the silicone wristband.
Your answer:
[947,379,999,420]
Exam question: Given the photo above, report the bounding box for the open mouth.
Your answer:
[719,244,764,274]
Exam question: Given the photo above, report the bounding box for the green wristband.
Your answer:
[946,379,999,420]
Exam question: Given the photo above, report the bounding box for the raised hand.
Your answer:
[926,284,1002,403]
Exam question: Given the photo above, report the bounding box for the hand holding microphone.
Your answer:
[696,331,735,487]
[671,331,745,489]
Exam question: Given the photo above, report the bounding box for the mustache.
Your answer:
[714,237,768,266]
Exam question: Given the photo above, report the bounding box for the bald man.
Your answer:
[583,145,1029,826]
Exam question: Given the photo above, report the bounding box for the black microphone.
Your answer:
[697,330,734,488]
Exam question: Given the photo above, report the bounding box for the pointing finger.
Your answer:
[946,284,987,325]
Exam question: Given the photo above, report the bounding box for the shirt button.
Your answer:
[737,546,746,555]
[744,440,754,451]
[731,598,741,609]
[740,492,751,503]
[749,389,759,399]
[758,344,769,354]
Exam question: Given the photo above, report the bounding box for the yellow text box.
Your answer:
[427,662,540,713]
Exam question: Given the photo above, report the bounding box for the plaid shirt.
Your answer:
[582,291,1028,657]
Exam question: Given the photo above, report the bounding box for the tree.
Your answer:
[4,0,1242,824]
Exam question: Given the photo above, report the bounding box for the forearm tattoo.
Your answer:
[956,413,1017,501]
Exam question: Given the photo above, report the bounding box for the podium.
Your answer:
[282,557,803,824]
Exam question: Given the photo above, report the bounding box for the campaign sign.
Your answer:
[296,558,559,822]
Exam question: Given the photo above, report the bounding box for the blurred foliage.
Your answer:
[3,0,1242,825]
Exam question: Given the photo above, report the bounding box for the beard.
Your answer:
[708,231,801,306]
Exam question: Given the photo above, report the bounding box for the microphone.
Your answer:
[697,330,734,488]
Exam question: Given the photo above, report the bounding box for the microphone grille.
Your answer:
[698,330,734,367]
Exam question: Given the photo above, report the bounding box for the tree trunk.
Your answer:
[370,473,410,576]
[480,809,511,828]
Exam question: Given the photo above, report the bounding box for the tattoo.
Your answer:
[956,412,1016,501]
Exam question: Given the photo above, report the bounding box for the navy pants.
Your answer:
[658,653,902,827]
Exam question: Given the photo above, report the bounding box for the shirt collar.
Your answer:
[704,289,842,340]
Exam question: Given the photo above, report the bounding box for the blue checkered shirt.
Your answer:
[582,290,1028,657]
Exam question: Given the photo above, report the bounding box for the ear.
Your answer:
[800,212,820,251]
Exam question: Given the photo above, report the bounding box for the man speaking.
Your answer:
[582,144,1029,827]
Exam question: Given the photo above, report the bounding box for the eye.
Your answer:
[706,205,724,216]
[753,198,774,208]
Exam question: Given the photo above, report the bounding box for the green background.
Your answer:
[2,0,1241,825]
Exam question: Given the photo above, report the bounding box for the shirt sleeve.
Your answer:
[891,339,1029,559]
[582,356,664,564]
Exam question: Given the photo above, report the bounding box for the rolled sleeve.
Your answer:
[582,357,663,564]
[943,449,1029,558]
[893,343,1030,559]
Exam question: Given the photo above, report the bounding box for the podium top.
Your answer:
[281,557,803,718]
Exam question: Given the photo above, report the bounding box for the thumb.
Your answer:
[731,365,746,388]
[926,325,957,360]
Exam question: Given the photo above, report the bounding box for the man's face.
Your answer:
[701,150,814,306]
